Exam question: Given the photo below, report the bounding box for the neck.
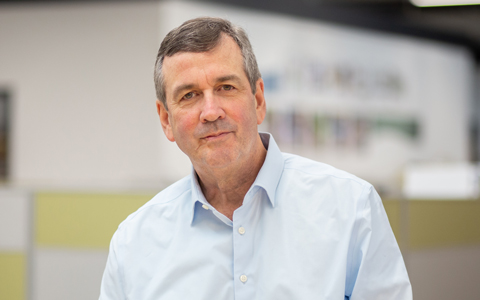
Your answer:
[195,135,267,220]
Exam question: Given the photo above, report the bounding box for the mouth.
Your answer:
[202,131,231,141]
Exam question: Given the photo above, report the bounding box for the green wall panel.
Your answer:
[408,200,480,249]
[0,252,25,300]
[36,192,153,249]
[383,200,401,241]
[34,192,480,251]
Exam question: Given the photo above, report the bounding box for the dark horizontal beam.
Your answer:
[203,0,480,62]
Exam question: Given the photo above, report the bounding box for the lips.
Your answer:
[202,131,230,140]
[195,121,236,141]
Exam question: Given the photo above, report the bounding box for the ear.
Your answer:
[156,99,175,142]
[254,78,266,125]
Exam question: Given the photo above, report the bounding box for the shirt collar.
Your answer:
[251,132,284,207]
[189,132,284,224]
[190,166,207,220]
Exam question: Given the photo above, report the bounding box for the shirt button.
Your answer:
[238,227,246,235]
[202,204,209,210]
[240,274,248,283]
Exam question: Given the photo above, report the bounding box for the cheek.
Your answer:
[172,111,198,138]
[230,102,258,127]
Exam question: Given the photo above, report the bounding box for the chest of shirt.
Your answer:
[120,194,356,300]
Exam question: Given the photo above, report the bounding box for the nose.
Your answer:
[200,93,225,123]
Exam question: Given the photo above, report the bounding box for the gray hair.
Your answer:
[154,17,261,109]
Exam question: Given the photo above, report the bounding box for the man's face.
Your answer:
[157,34,266,170]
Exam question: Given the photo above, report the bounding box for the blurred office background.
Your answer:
[0,0,479,299]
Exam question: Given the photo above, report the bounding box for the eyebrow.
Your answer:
[171,74,242,100]
[172,84,195,101]
[216,74,242,84]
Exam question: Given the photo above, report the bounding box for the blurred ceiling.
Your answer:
[208,0,480,61]
[1,0,480,61]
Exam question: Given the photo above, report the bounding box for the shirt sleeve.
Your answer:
[345,185,412,300]
[99,230,126,300]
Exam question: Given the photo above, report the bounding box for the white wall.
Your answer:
[0,0,475,193]
[0,189,31,251]
[0,1,175,191]
[33,248,107,300]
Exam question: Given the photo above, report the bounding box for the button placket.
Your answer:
[232,190,261,299]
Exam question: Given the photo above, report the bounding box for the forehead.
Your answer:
[161,35,246,95]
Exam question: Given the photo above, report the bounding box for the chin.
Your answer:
[203,157,235,169]
[202,150,240,169]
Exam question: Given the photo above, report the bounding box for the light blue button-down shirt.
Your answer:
[99,133,412,300]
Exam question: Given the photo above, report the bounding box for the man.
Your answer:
[99,17,412,300]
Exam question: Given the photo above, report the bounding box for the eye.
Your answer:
[182,92,194,100]
[222,85,234,91]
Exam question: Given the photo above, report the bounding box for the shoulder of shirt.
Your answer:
[117,175,192,229]
[281,152,371,189]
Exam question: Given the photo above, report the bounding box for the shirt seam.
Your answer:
[345,183,372,297]
[283,166,365,186]
[118,187,192,228]
[118,229,127,299]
